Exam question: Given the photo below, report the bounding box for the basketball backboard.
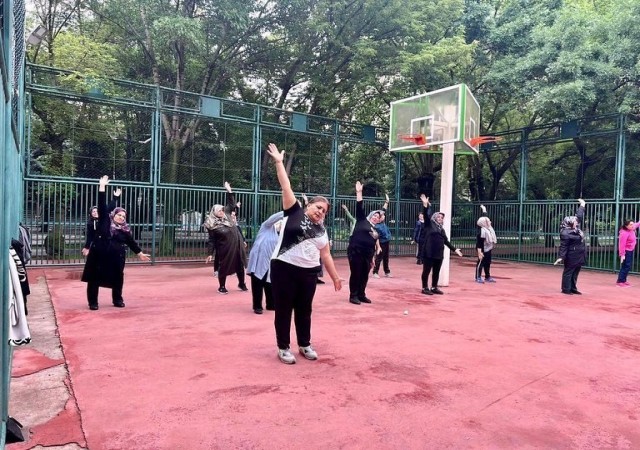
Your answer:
[389,84,480,154]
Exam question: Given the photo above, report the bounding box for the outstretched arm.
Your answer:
[267,143,297,210]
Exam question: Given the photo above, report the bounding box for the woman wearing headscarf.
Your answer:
[554,199,587,295]
[419,194,463,295]
[82,188,121,257]
[81,176,150,310]
[475,204,498,283]
[347,182,382,305]
[204,181,248,294]
[266,143,342,365]
[247,211,284,314]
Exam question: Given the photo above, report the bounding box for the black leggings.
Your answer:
[475,250,492,279]
[270,259,318,350]
[421,257,443,289]
[87,281,123,306]
[250,273,274,310]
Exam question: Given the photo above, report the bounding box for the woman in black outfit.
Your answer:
[419,194,463,295]
[82,188,121,257]
[204,182,248,294]
[81,176,150,310]
[554,199,587,295]
[347,181,381,305]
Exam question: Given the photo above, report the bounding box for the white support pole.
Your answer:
[438,142,455,286]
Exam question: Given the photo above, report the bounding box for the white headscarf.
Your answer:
[477,217,497,244]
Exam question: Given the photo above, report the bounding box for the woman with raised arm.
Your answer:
[266,143,342,365]
[347,181,381,305]
[82,188,121,257]
[475,204,498,283]
[372,193,393,278]
[419,194,463,295]
[81,176,150,310]
[554,199,587,295]
[204,182,248,294]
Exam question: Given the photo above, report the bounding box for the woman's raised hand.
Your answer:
[420,194,430,207]
[267,143,284,162]
[224,181,232,192]
[99,175,109,187]
[355,181,363,193]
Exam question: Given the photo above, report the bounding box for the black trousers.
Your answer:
[562,265,581,292]
[475,250,492,279]
[421,257,443,289]
[373,241,390,274]
[270,259,318,350]
[250,273,274,310]
[87,281,123,306]
[348,248,372,300]
[218,261,246,289]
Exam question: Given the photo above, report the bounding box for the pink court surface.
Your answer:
[10,257,640,449]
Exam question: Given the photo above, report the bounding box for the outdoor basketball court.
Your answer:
[9,257,640,449]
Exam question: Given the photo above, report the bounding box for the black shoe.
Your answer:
[89,304,99,310]
[238,284,248,291]
[570,290,582,295]
[561,290,573,295]
[254,308,263,314]
[359,297,372,304]
[218,287,228,294]
[421,288,433,295]
[113,302,125,308]
[416,260,422,265]
[316,278,325,284]
[431,287,444,295]
[349,297,361,305]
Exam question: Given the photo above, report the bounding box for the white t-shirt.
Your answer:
[271,202,328,269]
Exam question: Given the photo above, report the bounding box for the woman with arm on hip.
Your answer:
[266,143,342,365]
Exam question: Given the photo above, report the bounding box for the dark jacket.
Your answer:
[81,191,141,288]
[558,206,586,268]
[206,192,247,276]
[347,200,378,260]
[421,206,456,260]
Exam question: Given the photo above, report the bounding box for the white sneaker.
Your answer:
[385,273,392,278]
[372,273,380,279]
[278,349,296,364]
[299,345,318,360]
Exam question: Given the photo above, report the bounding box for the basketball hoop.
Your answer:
[398,134,428,147]
[469,136,501,147]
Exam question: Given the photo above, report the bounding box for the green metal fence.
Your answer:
[22,64,640,277]
[1,0,26,444]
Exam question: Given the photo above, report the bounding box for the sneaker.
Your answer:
[218,287,228,294]
[475,277,484,283]
[278,349,296,364]
[113,301,125,308]
[616,282,629,288]
[89,304,99,310]
[485,277,496,283]
[349,297,361,305]
[372,273,380,279]
[421,288,433,295]
[238,284,248,291]
[624,281,632,286]
[299,345,318,360]
[570,290,582,295]
[385,273,392,278]
[431,287,444,295]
